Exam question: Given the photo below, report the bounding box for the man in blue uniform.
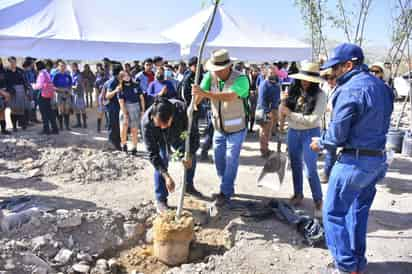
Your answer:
[310,43,394,274]
[104,65,122,151]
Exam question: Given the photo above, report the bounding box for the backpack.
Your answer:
[41,71,55,99]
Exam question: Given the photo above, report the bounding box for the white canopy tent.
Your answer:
[0,0,181,60]
[163,6,311,62]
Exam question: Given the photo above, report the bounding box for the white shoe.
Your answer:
[155,200,168,214]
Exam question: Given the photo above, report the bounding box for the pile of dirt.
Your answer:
[0,201,156,274]
[0,134,146,184]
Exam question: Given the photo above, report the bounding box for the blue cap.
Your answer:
[321,43,364,70]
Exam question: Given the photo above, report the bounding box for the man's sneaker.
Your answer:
[320,263,362,274]
[1,130,11,135]
[155,200,169,214]
[289,194,304,206]
[200,152,211,162]
[185,185,204,198]
[260,150,273,158]
[212,192,229,207]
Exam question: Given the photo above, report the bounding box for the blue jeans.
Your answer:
[154,146,197,202]
[287,127,322,201]
[324,147,337,177]
[201,110,214,155]
[213,129,247,197]
[323,153,387,272]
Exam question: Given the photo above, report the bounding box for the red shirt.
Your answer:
[145,71,155,84]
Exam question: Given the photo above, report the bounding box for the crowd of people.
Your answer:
[0,42,396,274]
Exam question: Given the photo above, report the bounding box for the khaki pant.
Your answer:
[259,109,278,153]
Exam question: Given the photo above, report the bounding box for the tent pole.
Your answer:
[176,0,220,220]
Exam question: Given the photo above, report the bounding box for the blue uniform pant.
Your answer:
[154,146,197,202]
[108,108,121,150]
[287,127,322,201]
[213,129,247,197]
[323,154,387,273]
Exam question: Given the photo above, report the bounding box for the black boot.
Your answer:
[10,114,17,132]
[122,144,128,153]
[82,113,87,128]
[0,120,11,135]
[97,118,102,133]
[64,114,71,131]
[20,115,27,130]
[73,114,82,128]
[58,115,63,130]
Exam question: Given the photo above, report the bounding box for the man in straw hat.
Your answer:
[310,43,394,274]
[279,61,326,216]
[192,49,249,207]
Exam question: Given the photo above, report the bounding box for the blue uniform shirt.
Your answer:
[106,77,120,111]
[52,71,72,88]
[257,80,280,113]
[320,66,394,151]
[117,82,142,104]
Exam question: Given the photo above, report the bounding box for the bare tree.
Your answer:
[294,0,329,60]
[329,0,373,47]
[387,0,412,77]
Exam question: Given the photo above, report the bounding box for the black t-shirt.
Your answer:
[0,67,6,90]
[5,67,27,92]
[107,77,120,111]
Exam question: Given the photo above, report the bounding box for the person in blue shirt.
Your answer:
[71,62,87,128]
[23,59,39,124]
[256,66,280,157]
[146,67,177,106]
[135,59,155,107]
[311,43,394,274]
[104,65,122,151]
[94,71,108,133]
[52,60,73,130]
[117,71,145,155]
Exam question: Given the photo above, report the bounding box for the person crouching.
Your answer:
[142,97,200,213]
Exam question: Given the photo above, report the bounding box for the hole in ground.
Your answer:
[105,198,232,274]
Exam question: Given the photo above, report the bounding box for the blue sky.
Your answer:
[151,0,393,48]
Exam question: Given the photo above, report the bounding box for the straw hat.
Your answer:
[205,49,234,72]
[289,62,323,83]
[320,68,333,77]
[370,62,384,72]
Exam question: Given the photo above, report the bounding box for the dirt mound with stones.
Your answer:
[0,201,156,274]
[0,135,146,184]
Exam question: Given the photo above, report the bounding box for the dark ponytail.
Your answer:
[152,97,175,123]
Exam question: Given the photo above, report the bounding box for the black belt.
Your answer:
[341,148,384,157]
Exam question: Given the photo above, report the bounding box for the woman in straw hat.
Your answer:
[279,62,326,215]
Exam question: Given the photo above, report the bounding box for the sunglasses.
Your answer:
[323,76,335,80]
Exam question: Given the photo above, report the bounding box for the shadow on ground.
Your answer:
[0,176,58,191]
[367,261,412,274]
[369,209,412,232]
[0,194,100,212]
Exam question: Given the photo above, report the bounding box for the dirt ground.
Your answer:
[1,103,412,274]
